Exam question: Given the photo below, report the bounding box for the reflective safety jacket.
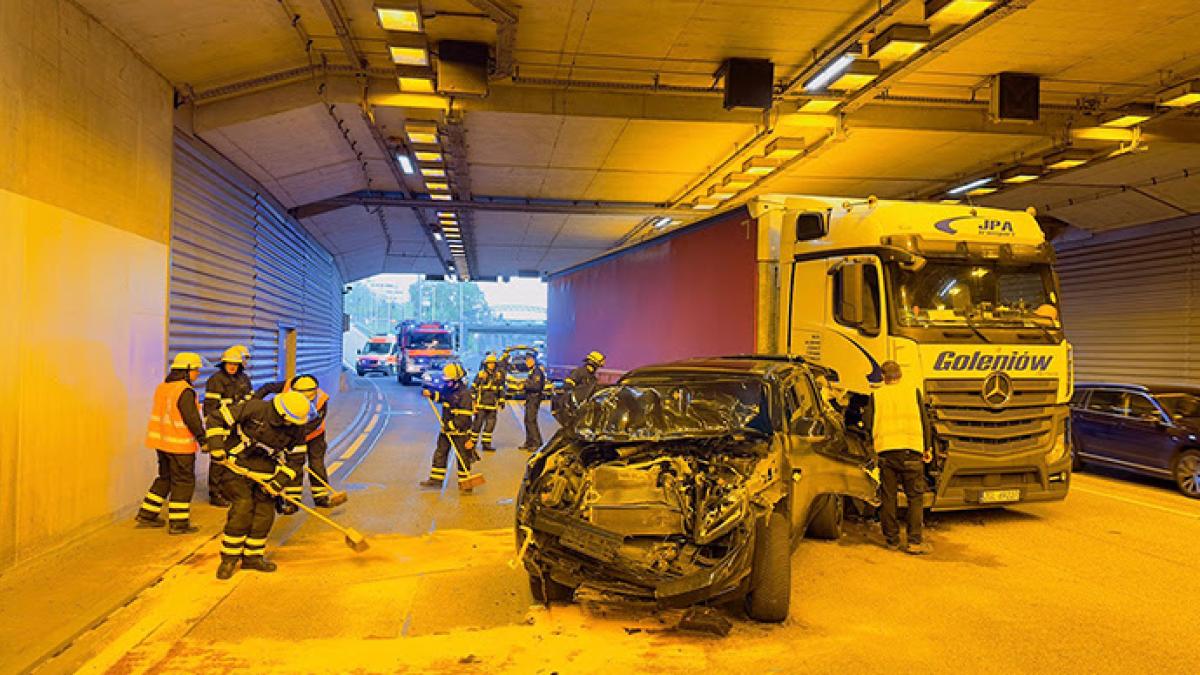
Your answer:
[431,383,474,436]
[870,383,926,455]
[524,366,546,400]
[145,373,205,454]
[206,399,306,475]
[472,368,505,409]
[203,367,253,419]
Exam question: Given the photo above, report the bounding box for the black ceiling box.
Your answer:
[437,40,490,97]
[722,58,774,110]
[991,72,1040,121]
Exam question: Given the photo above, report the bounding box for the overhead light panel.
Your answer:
[388,34,428,66]
[707,185,736,200]
[947,177,994,196]
[797,97,841,113]
[651,216,674,229]
[722,173,757,189]
[430,193,452,201]
[436,211,456,218]
[967,186,997,196]
[693,197,722,210]
[868,24,931,61]
[414,150,442,162]
[939,198,963,204]
[426,181,450,192]
[433,232,443,241]
[764,137,806,159]
[1043,148,1092,170]
[925,0,995,24]
[374,2,422,32]
[1000,165,1043,184]
[804,52,856,91]
[829,59,881,91]
[396,65,435,93]
[742,157,780,175]
[406,123,439,145]
[1158,80,1200,107]
[396,153,414,175]
[421,166,446,178]
[1100,104,1155,128]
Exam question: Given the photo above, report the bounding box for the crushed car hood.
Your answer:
[570,383,770,443]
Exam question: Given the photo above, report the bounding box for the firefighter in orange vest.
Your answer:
[136,352,207,534]
[255,374,336,508]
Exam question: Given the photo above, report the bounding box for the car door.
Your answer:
[1075,388,1126,460]
[782,370,878,534]
[1109,392,1174,471]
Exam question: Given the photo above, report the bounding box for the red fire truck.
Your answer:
[395,320,456,385]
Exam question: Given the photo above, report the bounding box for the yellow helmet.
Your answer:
[585,351,606,368]
[442,362,466,381]
[221,344,250,364]
[484,354,497,365]
[274,391,312,425]
[169,352,203,371]
[290,375,319,399]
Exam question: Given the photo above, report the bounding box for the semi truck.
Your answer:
[547,195,1072,509]
[395,320,456,385]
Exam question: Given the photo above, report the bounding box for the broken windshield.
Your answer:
[571,376,771,442]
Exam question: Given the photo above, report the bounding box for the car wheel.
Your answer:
[1172,450,1200,499]
[528,573,573,604]
[805,494,844,540]
[355,368,364,377]
[745,511,790,623]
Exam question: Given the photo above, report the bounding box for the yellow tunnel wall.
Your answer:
[0,0,175,569]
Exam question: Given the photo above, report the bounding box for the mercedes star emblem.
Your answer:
[982,371,1013,407]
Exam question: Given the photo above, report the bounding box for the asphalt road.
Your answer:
[41,375,1199,674]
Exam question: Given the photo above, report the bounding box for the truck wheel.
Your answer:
[401,372,413,386]
[528,574,573,604]
[1173,450,1200,499]
[806,494,844,540]
[746,511,790,623]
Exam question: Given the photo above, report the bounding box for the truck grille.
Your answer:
[925,378,1063,454]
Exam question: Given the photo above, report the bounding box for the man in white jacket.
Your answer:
[871,360,932,555]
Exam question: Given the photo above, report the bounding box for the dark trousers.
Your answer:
[429,432,472,481]
[138,451,196,526]
[282,435,330,501]
[221,473,276,560]
[879,449,926,544]
[524,395,543,448]
[472,408,498,448]
[207,455,231,500]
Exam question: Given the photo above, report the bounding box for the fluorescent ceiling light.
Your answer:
[925,0,995,24]
[1043,148,1092,170]
[431,193,452,200]
[426,181,450,192]
[433,232,443,240]
[868,24,931,61]
[967,186,997,196]
[374,93,447,110]
[939,198,962,204]
[797,97,841,113]
[764,137,806,159]
[742,157,780,175]
[421,166,446,178]
[829,59,881,91]
[1000,165,1043,184]
[436,211,455,218]
[693,197,722,210]
[651,216,674,229]
[1101,113,1152,128]
[1158,80,1200,107]
[406,123,438,145]
[722,173,757,189]
[947,177,993,195]
[374,3,422,32]
[414,150,442,162]
[396,154,414,174]
[388,34,428,66]
[804,53,856,91]
[707,185,735,200]
[398,76,434,93]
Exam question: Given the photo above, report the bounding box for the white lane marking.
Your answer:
[1071,484,1200,520]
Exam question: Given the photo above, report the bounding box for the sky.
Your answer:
[364,274,547,309]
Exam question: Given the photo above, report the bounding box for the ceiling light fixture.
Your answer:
[1043,148,1092,170]
[707,185,735,200]
[406,123,439,145]
[374,2,422,32]
[924,0,995,24]
[421,166,446,178]
[388,34,428,66]
[433,232,443,241]
[426,181,450,192]
[764,137,806,159]
[829,59,881,91]
[999,165,1043,184]
[722,173,757,189]
[414,150,442,162]
[1100,104,1155,128]
[693,197,722,210]
[436,211,455,218]
[947,177,994,195]
[967,186,997,196]
[651,216,674,229]
[1158,79,1200,107]
[868,24,931,61]
[796,97,841,113]
[804,52,856,91]
[396,65,435,93]
[431,193,452,201]
[396,153,414,175]
[742,157,781,175]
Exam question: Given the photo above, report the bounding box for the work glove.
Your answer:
[210,447,227,462]
[465,438,476,450]
[422,389,432,399]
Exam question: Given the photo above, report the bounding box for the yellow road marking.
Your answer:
[341,433,368,460]
[1071,484,1200,520]
[363,416,379,435]
[327,461,344,474]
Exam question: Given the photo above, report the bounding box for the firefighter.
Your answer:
[254,374,335,508]
[136,352,207,534]
[554,351,604,424]
[519,352,546,451]
[471,354,505,452]
[206,390,312,579]
[419,363,478,491]
[202,344,253,507]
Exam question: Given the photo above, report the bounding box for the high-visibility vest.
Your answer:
[145,380,200,454]
[305,390,330,441]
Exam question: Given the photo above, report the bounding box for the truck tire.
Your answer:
[806,494,844,540]
[746,511,790,623]
[528,574,573,604]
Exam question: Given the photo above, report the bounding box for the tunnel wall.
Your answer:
[0,0,175,569]
[547,208,758,375]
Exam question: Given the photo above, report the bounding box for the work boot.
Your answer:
[313,497,332,508]
[135,516,164,529]
[904,540,933,556]
[275,497,298,516]
[884,538,902,551]
[484,445,496,452]
[241,557,278,573]
[209,495,231,508]
[216,559,238,580]
[168,523,200,535]
[459,486,475,495]
[419,479,441,488]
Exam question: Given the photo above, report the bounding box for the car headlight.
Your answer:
[694,487,748,545]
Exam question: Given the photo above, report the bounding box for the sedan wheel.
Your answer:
[1173,450,1200,499]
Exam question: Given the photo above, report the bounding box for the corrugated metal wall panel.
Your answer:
[169,132,344,390]
[1056,216,1199,386]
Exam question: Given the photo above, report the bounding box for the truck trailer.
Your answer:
[547,195,1073,510]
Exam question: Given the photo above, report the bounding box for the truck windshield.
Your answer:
[362,342,392,354]
[889,261,1061,329]
[409,333,452,349]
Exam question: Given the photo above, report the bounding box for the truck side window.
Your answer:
[832,263,881,333]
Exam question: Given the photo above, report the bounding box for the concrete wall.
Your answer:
[0,1,175,568]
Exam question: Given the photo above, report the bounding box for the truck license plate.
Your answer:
[980,489,1021,504]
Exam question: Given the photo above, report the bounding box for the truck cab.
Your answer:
[760,196,1073,509]
[395,320,457,385]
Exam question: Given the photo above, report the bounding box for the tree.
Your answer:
[404,280,492,324]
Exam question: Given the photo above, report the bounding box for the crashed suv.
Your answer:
[515,357,877,622]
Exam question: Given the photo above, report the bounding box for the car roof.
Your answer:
[1076,382,1200,396]
[622,355,811,380]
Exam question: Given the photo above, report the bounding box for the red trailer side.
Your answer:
[547,207,758,379]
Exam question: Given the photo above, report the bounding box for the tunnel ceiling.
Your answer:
[78,0,1200,281]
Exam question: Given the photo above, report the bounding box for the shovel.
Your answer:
[423,397,486,490]
[220,460,369,553]
[306,466,349,507]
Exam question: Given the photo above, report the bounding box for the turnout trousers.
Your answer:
[220,473,277,561]
[878,449,926,545]
[138,451,196,527]
[523,395,543,448]
[429,432,473,482]
[282,435,330,501]
[472,407,498,449]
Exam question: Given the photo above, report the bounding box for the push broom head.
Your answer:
[343,527,370,553]
[326,491,349,507]
[458,474,486,490]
